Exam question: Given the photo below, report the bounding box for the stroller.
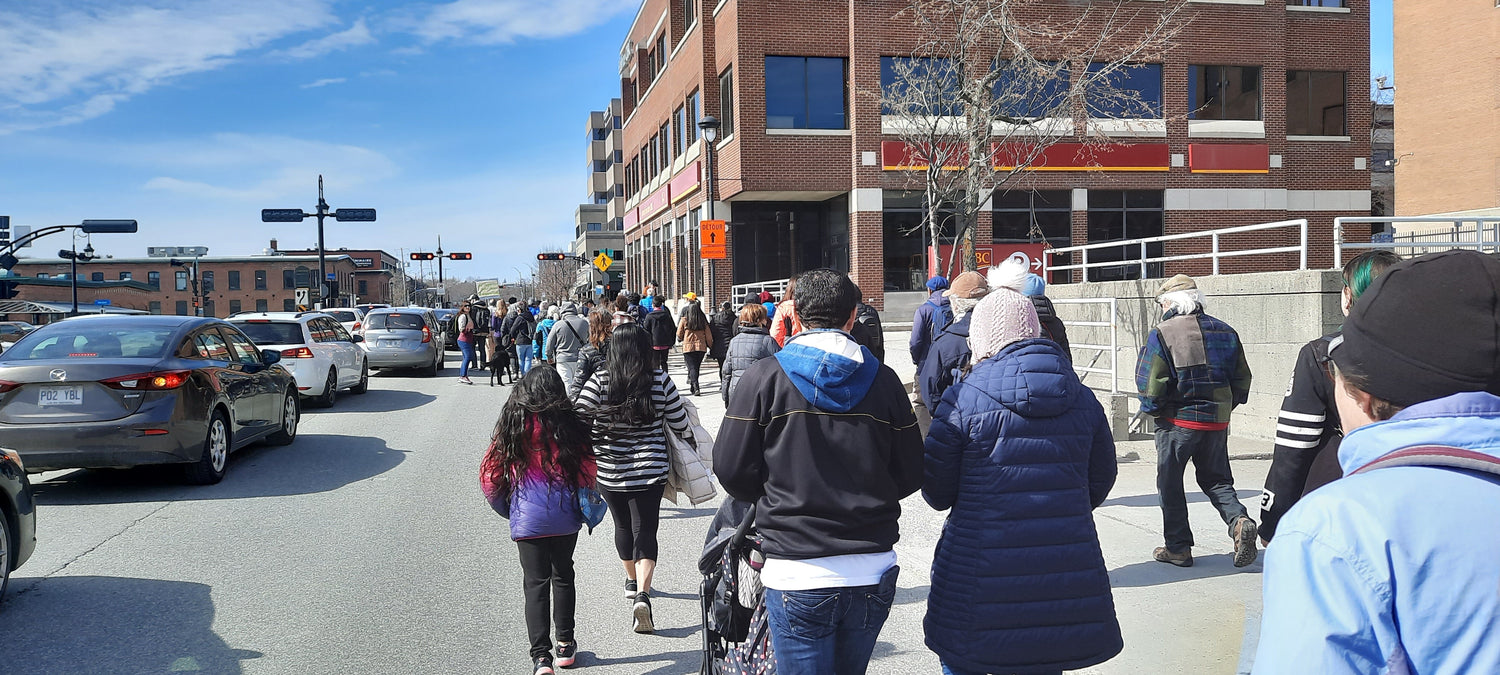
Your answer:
[699,499,776,675]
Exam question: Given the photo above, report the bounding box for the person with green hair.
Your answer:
[1257,249,1403,542]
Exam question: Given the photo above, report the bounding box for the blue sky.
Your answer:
[1,1,1392,283]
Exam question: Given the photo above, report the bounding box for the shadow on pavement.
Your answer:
[313,388,436,414]
[1108,552,1262,588]
[579,648,702,674]
[30,434,407,505]
[895,584,930,605]
[1100,489,1260,508]
[0,575,261,674]
[661,506,718,519]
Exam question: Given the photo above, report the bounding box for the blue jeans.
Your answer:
[458,339,474,378]
[515,344,534,374]
[764,566,898,675]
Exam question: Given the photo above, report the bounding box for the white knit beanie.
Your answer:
[967,288,1041,363]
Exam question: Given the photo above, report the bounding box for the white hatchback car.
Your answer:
[229,312,368,407]
[321,308,366,340]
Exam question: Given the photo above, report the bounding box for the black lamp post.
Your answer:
[697,115,722,306]
[59,239,96,316]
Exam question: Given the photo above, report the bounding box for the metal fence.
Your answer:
[731,278,790,307]
[1044,219,1309,281]
[1334,216,1500,267]
[1052,297,1119,393]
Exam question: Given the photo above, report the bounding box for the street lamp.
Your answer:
[697,115,722,305]
[58,236,97,316]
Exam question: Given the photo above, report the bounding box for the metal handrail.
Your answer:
[1333,216,1500,267]
[731,278,790,307]
[1045,219,1309,280]
[1051,297,1118,393]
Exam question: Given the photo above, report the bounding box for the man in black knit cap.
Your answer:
[1254,250,1500,674]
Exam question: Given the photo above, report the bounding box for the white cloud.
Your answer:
[132,133,400,203]
[0,1,336,133]
[414,0,640,44]
[272,18,375,60]
[300,77,348,89]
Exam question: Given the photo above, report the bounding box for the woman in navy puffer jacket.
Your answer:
[923,286,1122,675]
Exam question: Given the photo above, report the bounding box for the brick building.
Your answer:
[276,246,403,305]
[1393,0,1497,216]
[615,0,1371,307]
[10,254,360,317]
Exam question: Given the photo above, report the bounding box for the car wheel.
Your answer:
[267,392,299,446]
[184,411,230,485]
[426,350,441,377]
[350,361,369,395]
[0,509,12,603]
[313,369,338,407]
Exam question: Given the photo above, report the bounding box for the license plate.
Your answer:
[39,385,83,406]
[379,339,401,348]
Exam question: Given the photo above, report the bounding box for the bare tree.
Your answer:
[879,0,1186,272]
[534,250,575,304]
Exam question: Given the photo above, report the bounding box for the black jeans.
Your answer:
[684,351,706,391]
[654,348,670,372]
[517,533,578,659]
[1155,423,1248,551]
[470,336,487,370]
[599,484,664,561]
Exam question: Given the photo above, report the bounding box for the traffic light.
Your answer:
[410,252,435,261]
[537,253,569,261]
[334,208,377,222]
[0,280,16,300]
[448,252,472,260]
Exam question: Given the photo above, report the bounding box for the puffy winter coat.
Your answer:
[909,293,952,368]
[1030,295,1072,363]
[721,326,779,405]
[664,397,717,506]
[917,313,971,411]
[570,340,607,398]
[923,338,1122,674]
[708,310,736,361]
[770,300,801,347]
[480,434,598,541]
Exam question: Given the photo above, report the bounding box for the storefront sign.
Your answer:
[994,142,1170,172]
[353,257,374,268]
[928,244,1047,281]
[670,162,702,203]
[638,185,671,221]
[1187,144,1270,174]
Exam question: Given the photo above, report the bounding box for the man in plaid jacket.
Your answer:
[1136,274,1256,569]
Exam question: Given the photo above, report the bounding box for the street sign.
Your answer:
[327,272,336,281]
[320,283,331,299]
[334,208,377,222]
[993,244,1048,274]
[594,252,614,272]
[94,299,111,306]
[261,209,306,223]
[295,288,310,306]
[700,219,726,259]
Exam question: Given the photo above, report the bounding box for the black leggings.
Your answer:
[600,484,664,561]
[517,533,578,659]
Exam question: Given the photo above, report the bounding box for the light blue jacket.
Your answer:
[1254,392,1500,674]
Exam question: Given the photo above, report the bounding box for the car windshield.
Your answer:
[368,313,425,331]
[0,324,175,360]
[234,321,306,346]
[324,310,359,322]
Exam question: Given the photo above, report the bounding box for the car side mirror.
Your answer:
[349,335,364,343]
[261,349,282,365]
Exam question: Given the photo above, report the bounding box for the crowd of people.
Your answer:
[474,250,1500,675]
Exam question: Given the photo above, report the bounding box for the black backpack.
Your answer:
[471,305,492,334]
[849,303,885,362]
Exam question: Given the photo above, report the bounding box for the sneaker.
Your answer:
[1232,516,1260,568]
[1153,546,1194,567]
[532,655,554,675]
[623,579,637,599]
[555,642,577,668]
[632,592,654,634]
[458,376,473,385]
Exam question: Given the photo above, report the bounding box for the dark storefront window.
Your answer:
[358,279,368,296]
[994,190,1073,284]
[1188,65,1261,120]
[1086,63,1164,118]
[284,298,295,312]
[202,271,214,292]
[1086,190,1164,281]
[255,270,267,290]
[256,299,268,312]
[1286,70,1346,136]
[147,271,160,289]
[765,56,847,129]
[730,198,849,286]
[90,272,104,282]
[883,191,958,292]
[203,301,214,318]
[283,269,295,289]
[228,270,240,290]
[995,60,1070,119]
[881,57,961,116]
[719,67,736,137]
[175,300,189,316]
[230,300,242,315]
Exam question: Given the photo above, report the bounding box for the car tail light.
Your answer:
[352,321,361,333]
[102,370,191,391]
[421,325,432,343]
[0,380,19,394]
[142,429,170,436]
[281,347,315,358]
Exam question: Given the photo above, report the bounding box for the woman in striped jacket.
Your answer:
[574,322,692,634]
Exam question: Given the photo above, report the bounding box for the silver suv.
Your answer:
[362,308,445,376]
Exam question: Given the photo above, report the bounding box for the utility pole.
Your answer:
[261,175,375,309]
[436,236,446,308]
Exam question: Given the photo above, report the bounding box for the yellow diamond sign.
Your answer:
[594,252,614,273]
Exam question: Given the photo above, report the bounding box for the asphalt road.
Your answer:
[1,350,1270,674]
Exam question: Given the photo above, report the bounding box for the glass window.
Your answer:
[203,300,215,318]
[357,279,368,295]
[147,271,159,289]
[148,301,161,315]
[174,300,189,316]
[255,299,268,313]
[686,90,700,144]
[35,273,48,279]
[283,298,295,312]
[228,270,240,290]
[881,57,962,116]
[229,300,242,315]
[90,272,104,282]
[683,0,695,29]
[1086,63,1164,118]
[1288,0,1344,5]
[0,324,176,361]
[659,121,671,163]
[1286,70,1347,136]
[1086,190,1165,281]
[175,270,189,291]
[255,270,267,290]
[719,67,736,137]
[224,330,262,366]
[282,269,295,289]
[674,105,687,156]
[188,330,231,361]
[119,271,132,281]
[994,60,1071,119]
[765,56,847,129]
[1189,65,1262,120]
[201,270,214,292]
[656,33,667,75]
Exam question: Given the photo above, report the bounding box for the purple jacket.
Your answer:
[481,435,598,541]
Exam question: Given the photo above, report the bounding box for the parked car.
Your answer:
[362,308,445,376]
[0,446,36,604]
[433,308,459,351]
[0,315,299,484]
[321,308,366,338]
[0,323,36,354]
[228,312,368,408]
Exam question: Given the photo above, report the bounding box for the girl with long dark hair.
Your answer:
[574,322,691,634]
[676,299,713,396]
[456,300,475,385]
[480,367,597,674]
